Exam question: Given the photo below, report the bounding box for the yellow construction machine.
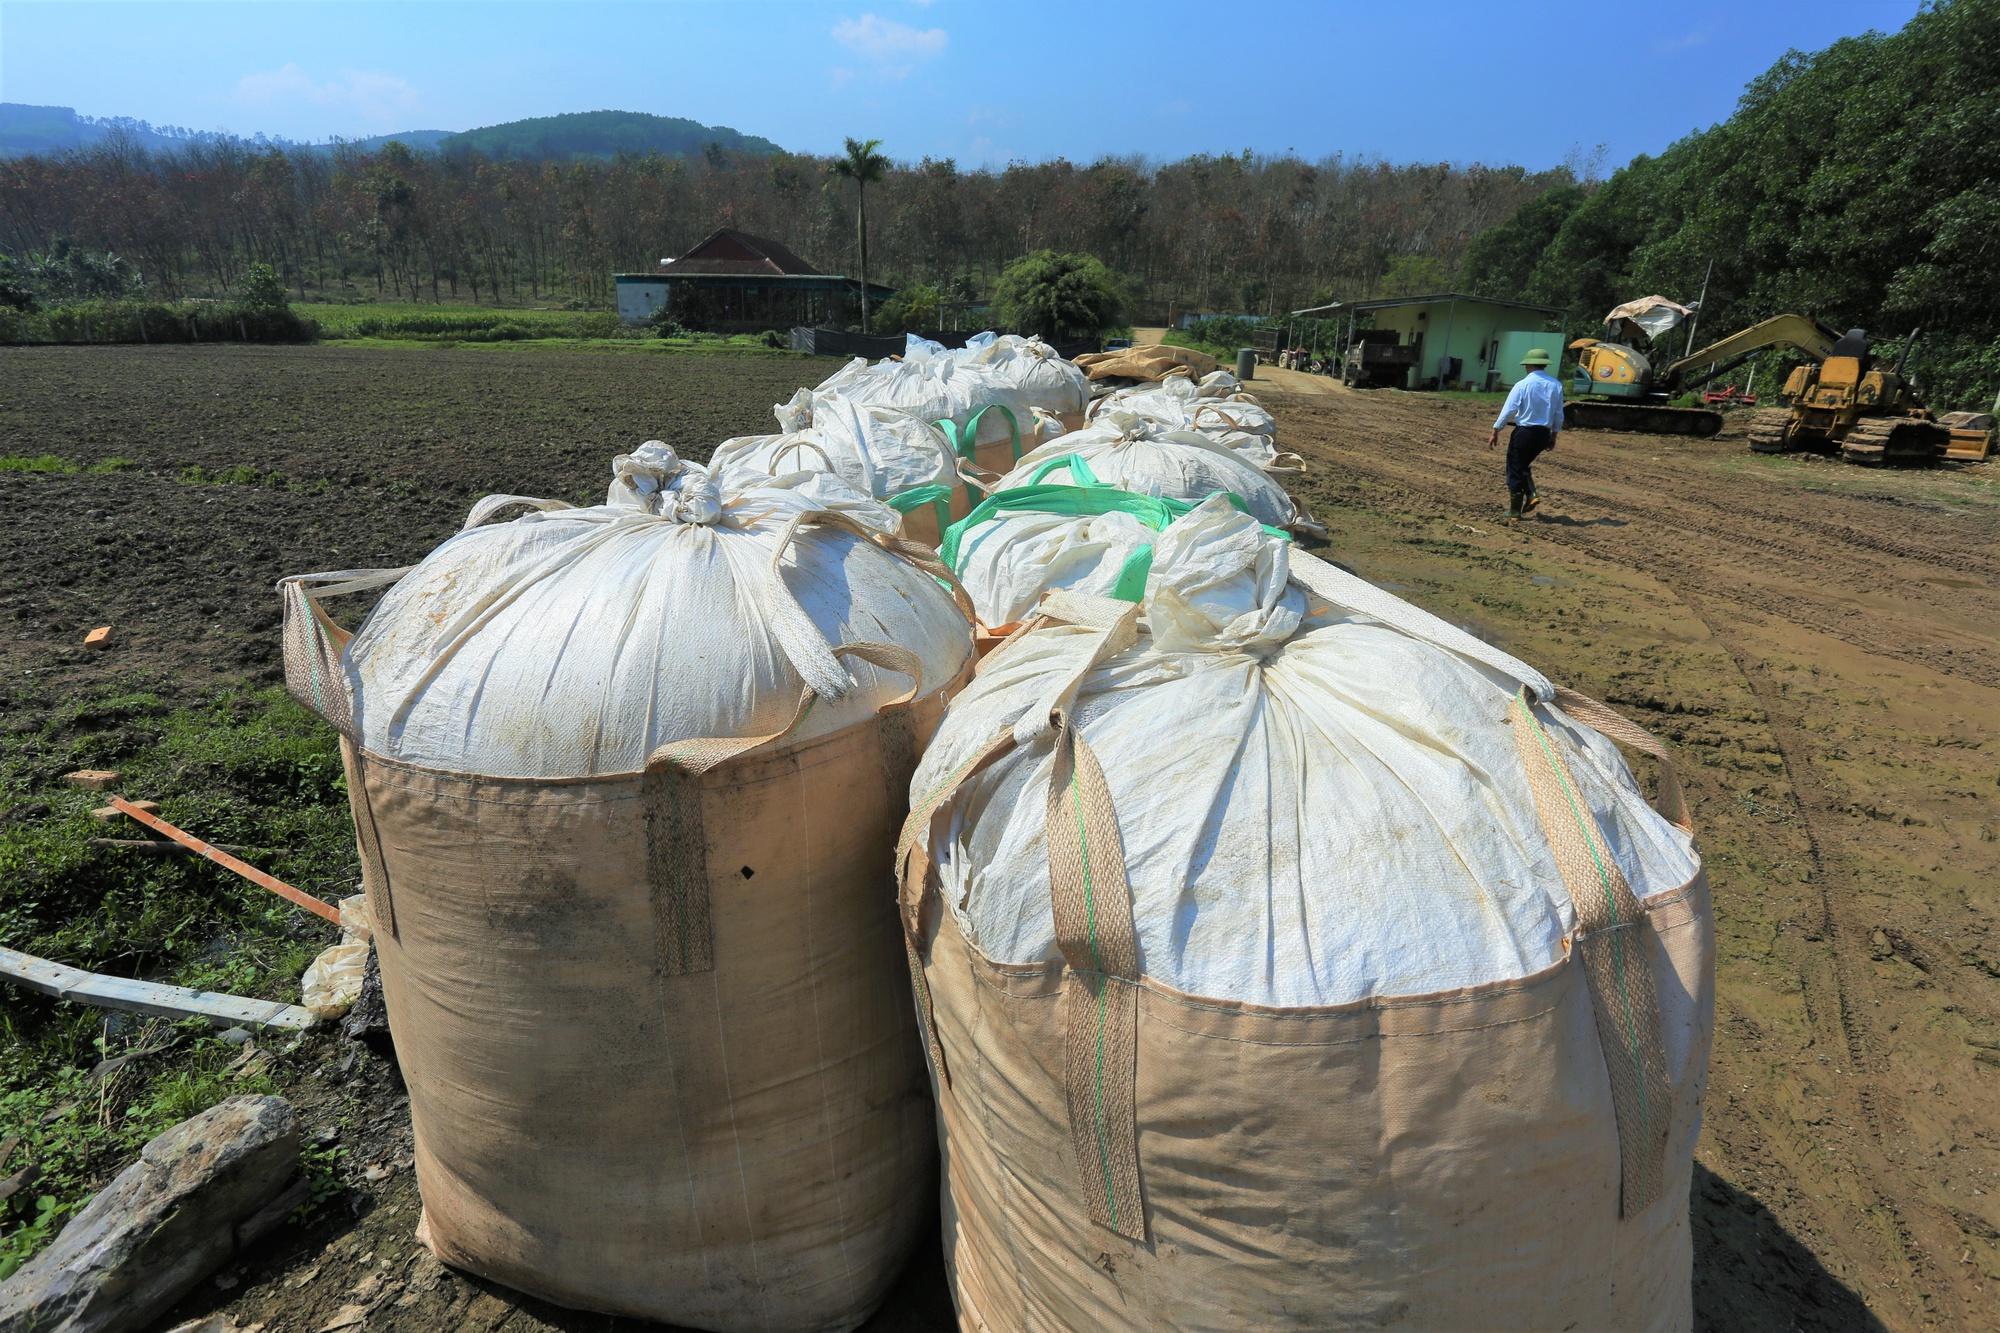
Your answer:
[1566,313,1843,439]
[1745,327,1951,464]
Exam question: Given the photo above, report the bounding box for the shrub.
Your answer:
[239,262,290,311]
[872,282,944,333]
[0,300,317,345]
[990,251,1129,341]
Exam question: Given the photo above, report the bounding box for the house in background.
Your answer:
[614,227,895,332]
[1288,293,1567,390]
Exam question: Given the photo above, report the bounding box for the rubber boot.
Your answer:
[1506,489,1524,521]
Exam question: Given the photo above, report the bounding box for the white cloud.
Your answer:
[233,64,419,128]
[832,13,947,79]
[1649,28,1711,55]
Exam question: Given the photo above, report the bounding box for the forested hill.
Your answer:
[0,104,774,161]
[1459,0,1999,406]
[0,104,228,157]
[437,111,782,159]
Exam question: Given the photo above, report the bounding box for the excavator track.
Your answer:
[1563,399,1725,438]
[1839,416,1950,466]
[1747,408,1796,453]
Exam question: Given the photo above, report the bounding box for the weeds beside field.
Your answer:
[0,684,357,1273]
[303,303,794,354]
[0,297,801,354]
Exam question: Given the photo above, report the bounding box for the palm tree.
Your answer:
[830,137,888,331]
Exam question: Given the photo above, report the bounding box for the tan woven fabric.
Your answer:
[1044,719,1145,1239]
[341,676,959,1331]
[903,657,1714,1330]
[1512,691,1675,1215]
[1073,344,1220,383]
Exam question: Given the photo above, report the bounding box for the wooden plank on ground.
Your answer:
[0,946,315,1031]
[108,796,340,925]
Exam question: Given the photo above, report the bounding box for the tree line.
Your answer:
[0,134,1574,319]
[1461,0,1999,408]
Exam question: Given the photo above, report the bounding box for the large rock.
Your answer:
[0,1095,302,1333]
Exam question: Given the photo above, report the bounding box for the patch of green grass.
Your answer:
[0,683,357,1271]
[177,464,329,493]
[329,332,800,356]
[0,455,136,475]
[1413,389,1511,405]
[0,1027,281,1279]
[305,301,623,341]
[1159,329,1238,361]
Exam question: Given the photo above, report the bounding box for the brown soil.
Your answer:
[4,347,1994,1330]
[1272,384,2000,1332]
[0,344,835,707]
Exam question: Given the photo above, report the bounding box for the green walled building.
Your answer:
[1289,293,1567,391]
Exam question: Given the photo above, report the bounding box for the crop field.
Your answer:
[0,343,1995,1330]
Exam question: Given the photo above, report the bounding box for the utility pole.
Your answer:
[1682,258,1714,360]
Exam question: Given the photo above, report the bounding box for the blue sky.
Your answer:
[1,0,1922,170]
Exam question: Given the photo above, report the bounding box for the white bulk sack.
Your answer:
[328,443,972,778]
[279,445,976,1332]
[818,353,1034,474]
[899,510,1713,1330]
[953,332,1091,426]
[942,483,1288,631]
[718,394,962,541]
[1000,409,1306,530]
[1093,384,1297,475]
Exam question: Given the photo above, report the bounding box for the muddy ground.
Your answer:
[1,345,1995,1331]
[1276,383,1999,1332]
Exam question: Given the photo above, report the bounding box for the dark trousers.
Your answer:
[1506,425,1553,496]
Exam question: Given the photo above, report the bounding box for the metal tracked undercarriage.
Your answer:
[1836,415,1951,465]
[1562,399,1724,438]
[1747,408,1949,464]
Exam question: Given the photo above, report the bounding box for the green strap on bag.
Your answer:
[940,479,1289,605]
[934,403,1023,465]
[887,483,954,536]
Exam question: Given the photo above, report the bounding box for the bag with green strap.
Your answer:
[939,458,1289,627]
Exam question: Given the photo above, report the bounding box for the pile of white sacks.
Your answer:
[281,331,1714,1333]
[708,334,1316,550]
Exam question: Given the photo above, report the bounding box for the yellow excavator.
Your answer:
[1745,327,1951,464]
[1568,314,1952,464]
[1565,313,1841,438]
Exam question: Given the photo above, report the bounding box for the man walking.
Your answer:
[1486,348,1563,520]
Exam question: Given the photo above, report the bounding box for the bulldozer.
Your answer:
[1565,311,1843,438]
[1745,327,1951,464]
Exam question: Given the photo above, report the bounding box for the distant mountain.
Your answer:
[436,111,782,160]
[0,103,229,157]
[0,103,782,161]
[341,129,456,153]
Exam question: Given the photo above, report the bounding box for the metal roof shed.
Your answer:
[1288,292,1568,390]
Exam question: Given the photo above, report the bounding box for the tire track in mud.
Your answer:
[1682,593,1956,1332]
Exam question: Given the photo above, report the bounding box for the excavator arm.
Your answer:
[1659,314,1842,391]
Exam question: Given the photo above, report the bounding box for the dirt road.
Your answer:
[1274,384,2000,1331]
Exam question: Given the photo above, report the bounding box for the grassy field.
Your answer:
[300,301,795,354]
